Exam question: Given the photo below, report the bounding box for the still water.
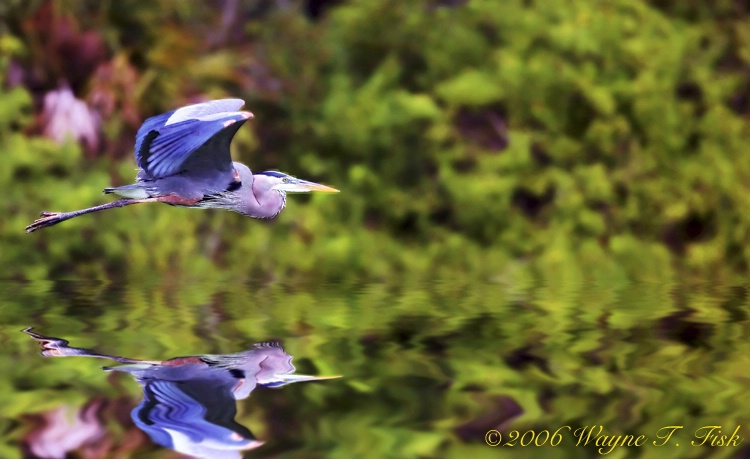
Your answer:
[1,277,748,458]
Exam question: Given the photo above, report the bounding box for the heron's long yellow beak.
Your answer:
[279,179,340,193]
[300,183,340,193]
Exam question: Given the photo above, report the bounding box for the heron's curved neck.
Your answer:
[250,184,286,219]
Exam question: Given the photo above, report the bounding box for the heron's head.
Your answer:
[227,164,338,219]
[255,171,339,195]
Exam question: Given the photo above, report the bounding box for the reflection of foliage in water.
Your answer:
[2,278,749,458]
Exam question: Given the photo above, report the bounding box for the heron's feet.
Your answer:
[25,212,63,233]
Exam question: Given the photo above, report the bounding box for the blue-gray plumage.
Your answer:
[25,98,338,233]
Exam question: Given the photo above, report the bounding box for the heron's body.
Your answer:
[25,99,337,233]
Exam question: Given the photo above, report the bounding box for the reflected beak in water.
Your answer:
[261,374,342,388]
[281,374,342,382]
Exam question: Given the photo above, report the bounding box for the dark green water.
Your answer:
[1,277,748,458]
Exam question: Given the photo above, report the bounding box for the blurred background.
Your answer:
[2,0,750,458]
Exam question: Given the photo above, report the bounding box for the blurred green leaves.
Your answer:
[2,0,750,283]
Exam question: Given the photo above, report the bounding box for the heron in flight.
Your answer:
[25,98,338,233]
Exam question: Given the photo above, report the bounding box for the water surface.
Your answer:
[1,276,748,458]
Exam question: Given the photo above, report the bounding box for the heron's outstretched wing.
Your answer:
[134,378,258,458]
[135,99,251,179]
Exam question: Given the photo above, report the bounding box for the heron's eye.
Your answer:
[282,177,289,183]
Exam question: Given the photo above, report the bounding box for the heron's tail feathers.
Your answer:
[104,184,149,199]
[102,363,157,373]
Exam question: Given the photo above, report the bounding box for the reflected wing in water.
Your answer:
[133,377,262,459]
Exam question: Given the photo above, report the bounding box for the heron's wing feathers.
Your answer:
[135,99,250,179]
[164,98,245,125]
[142,119,221,177]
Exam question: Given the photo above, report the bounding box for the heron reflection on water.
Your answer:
[25,98,339,233]
[22,327,339,459]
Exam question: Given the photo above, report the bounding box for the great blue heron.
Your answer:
[22,327,339,459]
[25,98,339,233]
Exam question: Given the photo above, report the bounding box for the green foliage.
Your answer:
[2,0,750,282]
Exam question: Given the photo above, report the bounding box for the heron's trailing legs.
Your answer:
[23,327,162,365]
[25,197,158,233]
